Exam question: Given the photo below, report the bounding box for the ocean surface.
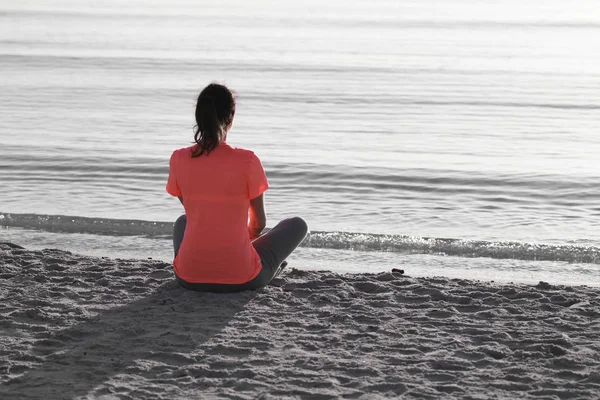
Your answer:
[1,0,600,285]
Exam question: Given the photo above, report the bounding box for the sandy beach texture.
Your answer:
[1,242,599,399]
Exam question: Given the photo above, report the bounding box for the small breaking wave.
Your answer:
[2,212,599,264]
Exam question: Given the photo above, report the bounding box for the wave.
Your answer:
[1,150,597,191]
[1,154,598,209]
[2,53,594,82]
[1,59,596,110]
[4,8,600,30]
[2,212,599,264]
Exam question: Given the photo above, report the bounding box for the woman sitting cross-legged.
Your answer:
[166,83,309,292]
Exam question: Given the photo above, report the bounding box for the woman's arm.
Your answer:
[248,193,267,240]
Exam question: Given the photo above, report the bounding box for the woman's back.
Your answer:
[167,82,307,292]
[167,143,269,284]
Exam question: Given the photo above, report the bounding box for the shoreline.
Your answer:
[1,242,600,399]
[4,228,600,288]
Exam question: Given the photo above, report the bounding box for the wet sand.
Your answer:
[1,242,599,399]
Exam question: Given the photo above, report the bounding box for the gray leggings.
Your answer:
[173,216,309,292]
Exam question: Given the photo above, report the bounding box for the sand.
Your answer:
[1,242,599,399]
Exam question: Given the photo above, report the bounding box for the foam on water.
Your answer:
[2,212,600,264]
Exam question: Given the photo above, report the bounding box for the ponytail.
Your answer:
[192,83,236,157]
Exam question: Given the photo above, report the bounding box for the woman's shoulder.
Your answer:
[224,144,260,161]
[170,146,194,159]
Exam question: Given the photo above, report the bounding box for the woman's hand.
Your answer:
[249,193,266,241]
[249,229,262,241]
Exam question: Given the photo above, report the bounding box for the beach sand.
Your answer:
[1,242,599,399]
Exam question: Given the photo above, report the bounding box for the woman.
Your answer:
[166,83,309,292]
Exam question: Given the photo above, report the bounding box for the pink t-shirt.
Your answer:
[166,143,269,284]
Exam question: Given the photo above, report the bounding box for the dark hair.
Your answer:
[192,83,236,157]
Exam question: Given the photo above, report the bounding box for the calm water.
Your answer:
[1,0,600,283]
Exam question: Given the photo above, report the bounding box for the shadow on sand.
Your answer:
[1,278,257,400]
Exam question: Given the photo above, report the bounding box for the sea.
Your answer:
[1,0,600,285]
